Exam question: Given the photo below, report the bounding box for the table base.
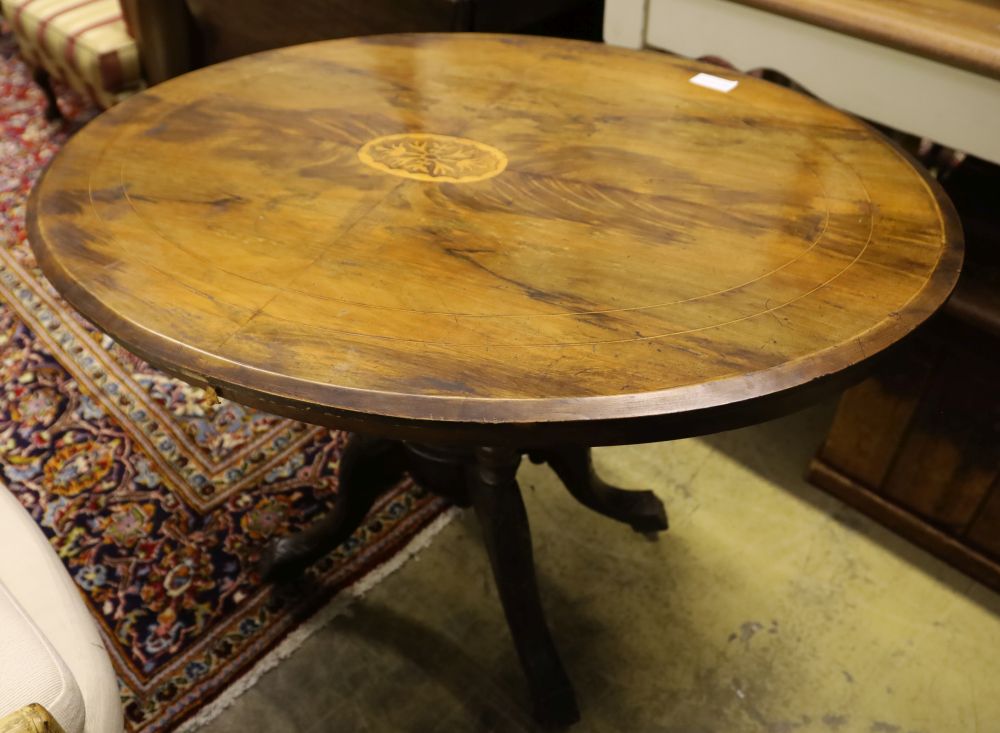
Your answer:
[260,436,669,728]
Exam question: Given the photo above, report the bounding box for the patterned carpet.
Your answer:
[0,35,449,732]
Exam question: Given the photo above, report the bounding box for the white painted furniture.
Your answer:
[0,484,123,733]
[604,0,1000,165]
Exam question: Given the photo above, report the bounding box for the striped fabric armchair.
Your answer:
[1,0,141,117]
[2,0,591,120]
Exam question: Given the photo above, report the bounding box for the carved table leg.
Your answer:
[468,446,580,728]
[259,434,407,582]
[261,438,664,726]
[531,447,668,534]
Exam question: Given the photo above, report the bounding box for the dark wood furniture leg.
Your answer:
[258,434,407,582]
[467,446,580,728]
[261,436,666,727]
[32,67,61,121]
[531,447,668,533]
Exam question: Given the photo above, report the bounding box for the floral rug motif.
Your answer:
[0,32,449,732]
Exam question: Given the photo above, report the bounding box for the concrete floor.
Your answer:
[206,403,1000,732]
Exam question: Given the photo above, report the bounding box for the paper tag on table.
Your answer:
[689,73,739,93]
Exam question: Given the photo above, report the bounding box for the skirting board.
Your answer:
[807,459,1000,595]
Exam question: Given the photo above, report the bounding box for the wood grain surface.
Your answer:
[28,34,962,445]
[735,0,1000,80]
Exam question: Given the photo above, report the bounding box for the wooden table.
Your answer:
[28,34,961,726]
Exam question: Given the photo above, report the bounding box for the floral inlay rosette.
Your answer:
[358,133,508,183]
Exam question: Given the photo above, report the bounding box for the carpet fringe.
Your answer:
[174,506,460,732]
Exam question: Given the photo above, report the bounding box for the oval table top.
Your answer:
[28,34,962,445]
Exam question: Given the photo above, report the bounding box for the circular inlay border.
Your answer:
[358,132,508,183]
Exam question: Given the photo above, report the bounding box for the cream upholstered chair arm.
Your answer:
[0,486,124,733]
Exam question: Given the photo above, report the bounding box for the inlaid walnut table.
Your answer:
[28,34,961,727]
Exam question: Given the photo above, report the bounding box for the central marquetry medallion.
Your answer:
[358,133,508,183]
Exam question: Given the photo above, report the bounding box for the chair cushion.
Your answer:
[1,0,141,107]
[0,580,86,733]
[0,485,124,733]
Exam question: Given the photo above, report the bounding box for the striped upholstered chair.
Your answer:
[0,0,141,118]
[2,0,591,121]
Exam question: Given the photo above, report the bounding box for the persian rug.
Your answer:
[0,32,451,732]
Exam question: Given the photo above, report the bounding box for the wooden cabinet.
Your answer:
[810,156,1000,591]
[810,322,1000,591]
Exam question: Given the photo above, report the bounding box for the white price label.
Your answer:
[689,73,739,93]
